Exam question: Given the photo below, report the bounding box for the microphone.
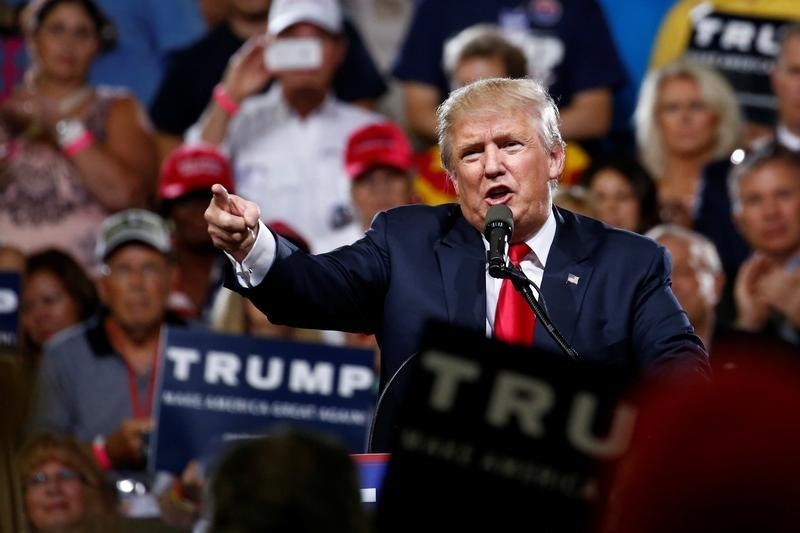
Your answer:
[484,205,513,278]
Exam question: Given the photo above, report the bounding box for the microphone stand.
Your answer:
[494,264,581,362]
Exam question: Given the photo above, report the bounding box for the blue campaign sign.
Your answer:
[0,272,21,348]
[151,327,377,474]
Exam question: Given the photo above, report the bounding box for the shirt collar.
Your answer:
[522,208,556,268]
[777,124,800,152]
[481,207,557,269]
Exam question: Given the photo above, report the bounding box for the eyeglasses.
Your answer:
[27,467,84,488]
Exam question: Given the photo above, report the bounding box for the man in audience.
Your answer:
[731,146,800,345]
[151,0,386,160]
[772,23,800,151]
[35,209,181,493]
[647,225,725,350]
[316,121,415,251]
[187,0,383,253]
[157,144,233,322]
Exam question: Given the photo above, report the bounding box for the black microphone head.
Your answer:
[484,204,514,238]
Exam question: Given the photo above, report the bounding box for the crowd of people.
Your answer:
[1,0,800,530]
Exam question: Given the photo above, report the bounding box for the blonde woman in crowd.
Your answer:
[634,59,742,227]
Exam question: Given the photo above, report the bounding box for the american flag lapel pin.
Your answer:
[567,273,580,285]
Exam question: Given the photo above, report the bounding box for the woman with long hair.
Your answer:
[0,0,157,270]
[634,59,742,227]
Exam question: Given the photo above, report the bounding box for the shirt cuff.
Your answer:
[225,220,275,288]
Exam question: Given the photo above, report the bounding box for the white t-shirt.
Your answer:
[187,85,382,253]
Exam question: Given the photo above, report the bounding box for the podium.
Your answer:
[374,323,637,532]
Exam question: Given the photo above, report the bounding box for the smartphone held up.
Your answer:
[264,37,323,71]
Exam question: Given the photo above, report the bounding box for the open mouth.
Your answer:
[485,185,512,204]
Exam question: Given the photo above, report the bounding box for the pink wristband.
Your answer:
[92,441,112,471]
[64,130,95,157]
[213,84,240,116]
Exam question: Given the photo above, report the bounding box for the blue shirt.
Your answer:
[90,0,206,107]
[392,0,627,108]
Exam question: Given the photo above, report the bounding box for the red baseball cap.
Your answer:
[158,144,234,201]
[345,122,413,180]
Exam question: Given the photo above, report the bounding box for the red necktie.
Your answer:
[494,243,535,346]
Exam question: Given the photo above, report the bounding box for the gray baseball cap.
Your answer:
[95,209,172,262]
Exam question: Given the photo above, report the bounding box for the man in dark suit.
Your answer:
[205,78,708,448]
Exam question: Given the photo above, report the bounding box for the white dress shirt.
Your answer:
[186,84,382,253]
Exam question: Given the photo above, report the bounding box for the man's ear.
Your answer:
[548,144,566,180]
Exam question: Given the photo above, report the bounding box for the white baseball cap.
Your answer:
[267,0,343,35]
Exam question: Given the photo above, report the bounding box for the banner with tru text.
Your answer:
[151,328,376,474]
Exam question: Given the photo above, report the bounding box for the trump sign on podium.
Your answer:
[150,328,376,473]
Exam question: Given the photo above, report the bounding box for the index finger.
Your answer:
[211,183,230,207]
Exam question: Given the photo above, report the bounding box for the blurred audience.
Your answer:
[602,355,800,533]
[581,155,659,233]
[695,22,800,328]
[208,429,369,533]
[553,185,594,217]
[635,58,742,227]
[413,24,528,206]
[0,345,36,533]
[0,0,157,270]
[35,209,181,512]
[343,121,415,236]
[18,432,179,532]
[157,144,231,322]
[730,145,800,345]
[442,23,527,91]
[187,0,383,253]
[646,225,724,350]
[392,0,626,147]
[20,248,99,354]
[0,242,26,271]
[89,0,206,108]
[151,0,387,161]
[650,0,800,140]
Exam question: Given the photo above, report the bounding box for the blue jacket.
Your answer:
[229,204,708,447]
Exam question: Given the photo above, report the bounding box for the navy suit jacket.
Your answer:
[229,204,708,447]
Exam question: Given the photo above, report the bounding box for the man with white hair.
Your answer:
[729,145,800,345]
[647,225,725,350]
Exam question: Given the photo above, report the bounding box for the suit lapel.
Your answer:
[434,210,486,332]
[536,208,596,353]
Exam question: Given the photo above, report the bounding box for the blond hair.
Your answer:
[634,59,742,178]
[436,77,564,175]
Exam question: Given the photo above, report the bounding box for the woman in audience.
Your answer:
[20,248,98,354]
[634,59,742,227]
[0,0,157,270]
[19,433,118,532]
[581,156,659,234]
